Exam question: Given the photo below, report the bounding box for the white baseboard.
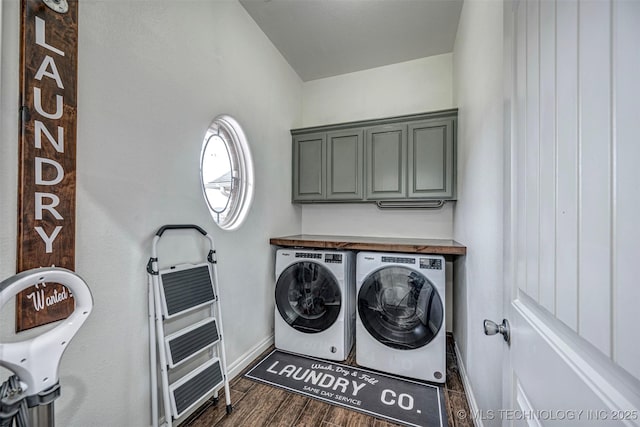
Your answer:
[454,340,483,427]
[226,334,274,380]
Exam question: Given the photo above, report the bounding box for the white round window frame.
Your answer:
[200,115,255,231]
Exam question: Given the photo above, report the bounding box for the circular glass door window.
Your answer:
[358,266,443,350]
[275,262,342,333]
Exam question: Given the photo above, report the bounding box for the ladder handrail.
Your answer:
[155,224,208,238]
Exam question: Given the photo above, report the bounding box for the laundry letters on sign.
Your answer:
[266,361,367,405]
[16,0,78,332]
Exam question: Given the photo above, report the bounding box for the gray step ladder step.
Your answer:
[170,358,223,418]
[165,317,220,368]
[160,264,216,318]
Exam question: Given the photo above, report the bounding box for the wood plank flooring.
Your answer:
[179,334,473,427]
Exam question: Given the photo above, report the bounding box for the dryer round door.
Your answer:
[358,266,443,350]
[275,261,342,333]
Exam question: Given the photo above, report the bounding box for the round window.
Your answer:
[200,115,254,230]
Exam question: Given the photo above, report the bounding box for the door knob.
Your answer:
[484,318,510,344]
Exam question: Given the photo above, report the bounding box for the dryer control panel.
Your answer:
[381,256,415,264]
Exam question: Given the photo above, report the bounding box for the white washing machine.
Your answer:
[274,249,355,361]
[356,252,446,383]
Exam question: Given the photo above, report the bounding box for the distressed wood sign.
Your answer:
[16,0,78,332]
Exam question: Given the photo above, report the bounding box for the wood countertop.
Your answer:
[269,234,467,256]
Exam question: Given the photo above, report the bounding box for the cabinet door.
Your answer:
[365,124,407,200]
[407,119,456,199]
[292,133,325,201]
[326,129,363,200]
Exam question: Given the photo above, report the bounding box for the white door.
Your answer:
[502,0,640,425]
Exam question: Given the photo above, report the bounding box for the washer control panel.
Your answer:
[420,258,442,270]
[324,254,343,264]
[295,252,322,259]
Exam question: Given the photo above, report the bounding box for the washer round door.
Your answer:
[276,261,342,333]
[358,266,443,350]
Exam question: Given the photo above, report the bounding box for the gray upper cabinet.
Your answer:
[292,133,325,201]
[365,124,407,200]
[291,109,457,204]
[326,129,363,200]
[408,118,455,199]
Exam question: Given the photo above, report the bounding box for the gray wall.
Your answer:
[0,0,302,425]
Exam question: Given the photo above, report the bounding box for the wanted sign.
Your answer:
[246,350,447,427]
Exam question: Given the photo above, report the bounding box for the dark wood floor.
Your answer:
[179,334,473,427]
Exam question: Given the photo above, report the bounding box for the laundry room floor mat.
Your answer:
[245,349,448,427]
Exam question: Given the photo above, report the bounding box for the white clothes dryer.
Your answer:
[356,252,446,383]
[274,249,355,361]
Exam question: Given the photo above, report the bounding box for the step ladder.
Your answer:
[147,225,232,427]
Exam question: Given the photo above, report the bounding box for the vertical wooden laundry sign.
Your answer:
[16,0,78,332]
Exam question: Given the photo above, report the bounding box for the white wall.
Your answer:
[300,54,455,239]
[300,203,454,239]
[0,0,302,425]
[302,54,454,127]
[452,0,504,424]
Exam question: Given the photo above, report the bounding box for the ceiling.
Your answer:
[239,0,464,82]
